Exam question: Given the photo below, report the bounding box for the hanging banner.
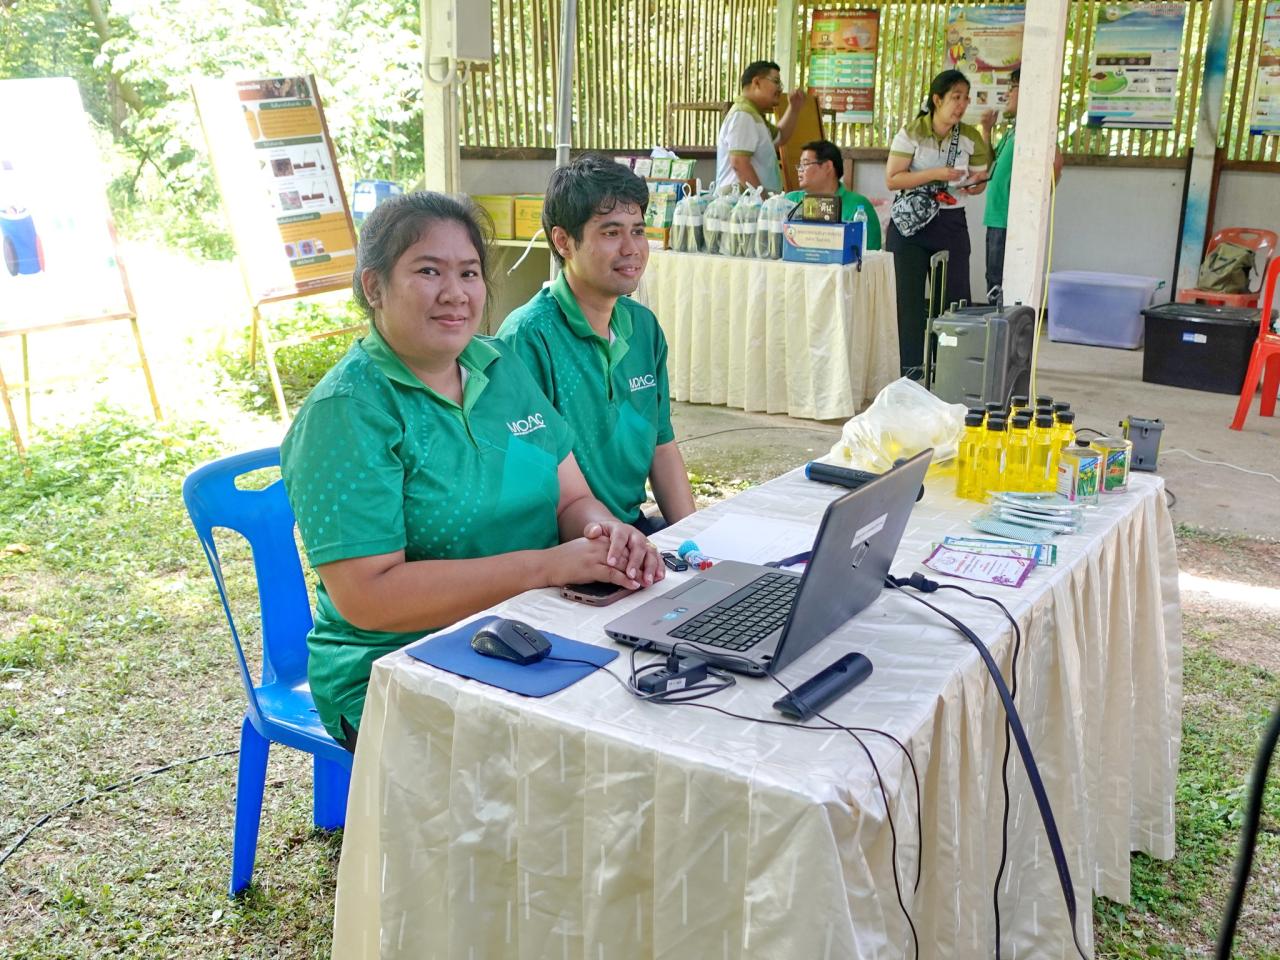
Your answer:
[0,78,133,331]
[1086,3,1186,130]
[946,5,1025,124]
[192,75,356,304]
[807,10,879,124]
[1249,2,1280,135]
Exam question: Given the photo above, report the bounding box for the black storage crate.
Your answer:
[1140,302,1259,394]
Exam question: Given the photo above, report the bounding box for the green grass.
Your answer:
[2,414,1277,959]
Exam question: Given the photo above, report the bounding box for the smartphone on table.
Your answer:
[561,581,631,606]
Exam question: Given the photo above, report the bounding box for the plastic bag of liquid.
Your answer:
[669,189,708,253]
[754,193,798,260]
[723,185,763,257]
[702,187,739,257]
[824,377,967,471]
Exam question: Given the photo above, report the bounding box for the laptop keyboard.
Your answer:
[668,573,799,651]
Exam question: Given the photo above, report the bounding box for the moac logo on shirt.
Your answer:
[507,412,547,437]
[629,373,656,393]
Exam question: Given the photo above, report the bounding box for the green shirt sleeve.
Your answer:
[654,327,675,446]
[496,322,557,405]
[282,394,409,567]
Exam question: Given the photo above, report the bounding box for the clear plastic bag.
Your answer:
[825,377,967,471]
[723,185,763,257]
[669,188,708,253]
[702,187,739,258]
[754,193,798,260]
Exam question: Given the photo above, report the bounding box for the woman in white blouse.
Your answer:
[884,70,990,376]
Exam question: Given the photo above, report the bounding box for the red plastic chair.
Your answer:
[1177,227,1279,309]
[1230,256,1280,430]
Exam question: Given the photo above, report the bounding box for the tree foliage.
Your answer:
[1,0,427,258]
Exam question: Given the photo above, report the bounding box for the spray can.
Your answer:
[1056,439,1100,505]
[1090,437,1132,493]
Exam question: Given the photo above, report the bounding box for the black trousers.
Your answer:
[885,209,971,373]
[985,226,1007,303]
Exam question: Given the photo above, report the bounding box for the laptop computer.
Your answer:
[605,449,932,676]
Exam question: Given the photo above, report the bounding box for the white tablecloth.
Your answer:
[333,473,1181,959]
[633,250,899,421]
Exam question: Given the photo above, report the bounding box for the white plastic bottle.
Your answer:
[852,205,869,260]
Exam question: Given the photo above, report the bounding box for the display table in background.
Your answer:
[633,249,899,420]
[332,472,1181,959]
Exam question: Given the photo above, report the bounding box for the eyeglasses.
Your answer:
[795,161,822,171]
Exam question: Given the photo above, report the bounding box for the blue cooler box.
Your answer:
[1047,271,1163,349]
[782,221,864,265]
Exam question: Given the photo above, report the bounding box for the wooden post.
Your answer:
[0,357,26,458]
[1001,0,1069,311]
[775,0,799,87]
[1176,0,1234,291]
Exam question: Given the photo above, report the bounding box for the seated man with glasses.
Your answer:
[785,139,881,250]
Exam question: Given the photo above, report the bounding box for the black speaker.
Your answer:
[924,306,1035,409]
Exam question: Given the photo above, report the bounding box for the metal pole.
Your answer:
[554,0,578,172]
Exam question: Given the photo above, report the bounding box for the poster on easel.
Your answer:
[1086,3,1186,130]
[0,78,133,331]
[1249,2,1280,135]
[192,75,356,304]
[946,5,1025,124]
[806,10,879,124]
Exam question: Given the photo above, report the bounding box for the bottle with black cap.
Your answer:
[978,415,1008,499]
[1052,409,1077,453]
[1031,411,1058,492]
[1007,413,1033,491]
[956,411,986,500]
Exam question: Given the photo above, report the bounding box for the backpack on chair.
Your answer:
[1197,241,1256,293]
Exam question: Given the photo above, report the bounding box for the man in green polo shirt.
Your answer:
[784,139,881,250]
[979,68,1062,301]
[715,60,807,193]
[497,153,695,533]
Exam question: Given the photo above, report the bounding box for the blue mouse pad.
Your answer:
[403,614,619,697]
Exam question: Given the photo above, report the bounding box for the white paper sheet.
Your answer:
[690,512,816,566]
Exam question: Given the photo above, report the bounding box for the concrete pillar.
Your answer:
[1002,0,1069,309]
[421,0,460,193]
[775,0,799,86]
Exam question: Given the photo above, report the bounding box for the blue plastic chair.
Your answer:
[182,447,352,898]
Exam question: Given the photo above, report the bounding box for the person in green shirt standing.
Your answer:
[498,154,695,535]
[281,192,662,750]
[979,68,1063,302]
[784,139,882,250]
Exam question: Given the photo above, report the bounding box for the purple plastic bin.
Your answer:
[1048,271,1163,349]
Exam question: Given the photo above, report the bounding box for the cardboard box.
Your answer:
[670,158,696,180]
[646,192,677,228]
[471,194,515,239]
[513,195,545,240]
[644,226,670,249]
[781,221,865,265]
[649,157,672,179]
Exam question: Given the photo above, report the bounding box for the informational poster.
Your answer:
[0,78,132,331]
[807,10,879,124]
[192,75,356,304]
[1086,3,1186,130]
[1249,2,1280,135]
[946,5,1025,123]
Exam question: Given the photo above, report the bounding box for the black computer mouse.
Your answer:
[470,618,552,665]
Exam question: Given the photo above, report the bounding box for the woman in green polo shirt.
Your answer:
[281,192,662,750]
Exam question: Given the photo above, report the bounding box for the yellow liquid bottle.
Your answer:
[1030,412,1057,492]
[955,413,985,501]
[1006,414,1033,492]
[977,417,1008,499]
[1053,409,1077,453]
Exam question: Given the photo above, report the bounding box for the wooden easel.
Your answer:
[0,237,161,457]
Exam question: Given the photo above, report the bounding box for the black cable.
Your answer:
[1166,488,1177,509]
[886,577,1089,960]
[1073,426,1108,438]
[1215,699,1280,959]
[934,583,1024,960]
[0,748,239,870]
